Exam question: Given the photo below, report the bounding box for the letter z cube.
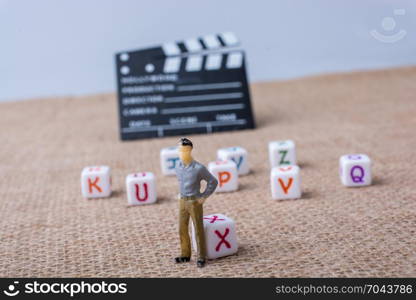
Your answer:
[270,165,301,200]
[208,160,238,192]
[339,154,372,187]
[81,166,112,198]
[126,172,157,205]
[192,214,238,259]
[268,140,297,167]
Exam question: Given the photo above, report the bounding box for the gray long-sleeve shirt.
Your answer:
[175,160,218,198]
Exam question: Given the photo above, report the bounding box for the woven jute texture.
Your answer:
[1,67,415,277]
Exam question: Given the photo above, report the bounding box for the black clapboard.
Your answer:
[115,32,255,140]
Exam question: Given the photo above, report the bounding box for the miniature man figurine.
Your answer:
[175,138,218,267]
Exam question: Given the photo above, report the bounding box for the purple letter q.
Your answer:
[350,166,365,183]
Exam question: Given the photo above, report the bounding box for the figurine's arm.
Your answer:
[175,166,182,199]
[199,166,218,199]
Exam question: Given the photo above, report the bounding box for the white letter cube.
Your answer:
[192,214,238,259]
[160,146,180,176]
[208,160,238,192]
[81,166,111,198]
[339,154,372,187]
[217,146,249,175]
[269,140,297,167]
[270,165,301,200]
[126,172,157,205]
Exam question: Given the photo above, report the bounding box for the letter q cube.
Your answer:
[126,172,157,205]
[217,146,249,175]
[192,214,238,259]
[81,166,112,198]
[270,165,301,200]
[160,146,180,176]
[339,154,372,187]
[208,160,238,192]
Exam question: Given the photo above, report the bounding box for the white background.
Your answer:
[1,0,415,102]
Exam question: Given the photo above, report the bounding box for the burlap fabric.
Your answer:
[0,67,415,277]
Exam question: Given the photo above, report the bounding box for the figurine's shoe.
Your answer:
[197,259,206,268]
[175,256,190,263]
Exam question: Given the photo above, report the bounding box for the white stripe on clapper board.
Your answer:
[164,92,243,103]
[161,103,245,115]
[121,119,247,133]
[177,82,242,92]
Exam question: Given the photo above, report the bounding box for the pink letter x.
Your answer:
[214,228,231,251]
[204,215,225,223]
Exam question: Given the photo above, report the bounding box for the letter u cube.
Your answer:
[270,165,301,200]
[126,172,157,205]
[217,146,249,175]
[208,160,238,192]
[339,154,372,187]
[81,166,112,198]
[192,214,238,259]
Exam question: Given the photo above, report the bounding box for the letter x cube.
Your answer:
[81,166,112,198]
[126,172,157,205]
[270,165,301,200]
[208,160,238,192]
[217,146,249,175]
[192,214,238,259]
[160,146,180,176]
[339,154,372,187]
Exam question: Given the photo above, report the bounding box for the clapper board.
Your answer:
[115,32,255,140]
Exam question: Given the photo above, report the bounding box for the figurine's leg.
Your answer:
[177,198,191,262]
[190,201,206,267]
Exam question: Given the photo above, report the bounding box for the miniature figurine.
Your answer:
[174,138,218,268]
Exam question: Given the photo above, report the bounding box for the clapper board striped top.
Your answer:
[115,32,255,140]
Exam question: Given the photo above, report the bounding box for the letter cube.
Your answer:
[208,160,238,192]
[217,146,249,175]
[339,154,372,187]
[270,165,301,200]
[81,166,111,198]
[160,146,180,176]
[192,214,238,259]
[268,140,297,167]
[126,172,157,205]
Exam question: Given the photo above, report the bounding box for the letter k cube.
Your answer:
[81,166,112,198]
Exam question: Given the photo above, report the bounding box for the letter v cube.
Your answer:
[339,154,372,187]
[208,160,238,192]
[81,166,112,198]
[270,165,301,200]
[192,214,238,259]
[217,146,249,175]
[126,172,157,205]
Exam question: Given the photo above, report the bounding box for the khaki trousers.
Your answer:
[179,197,206,260]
